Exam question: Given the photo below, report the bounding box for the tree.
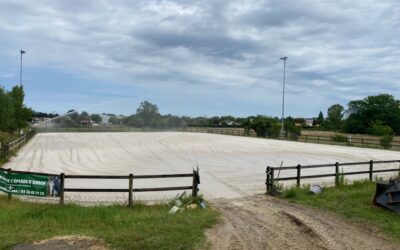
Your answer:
[0,86,15,131]
[316,111,324,125]
[90,114,102,124]
[136,101,160,126]
[344,94,400,134]
[109,116,121,125]
[244,116,280,138]
[284,116,301,139]
[9,86,25,131]
[125,115,144,127]
[367,121,393,136]
[66,110,79,123]
[326,104,344,130]
[79,111,90,121]
[60,116,78,127]
[164,115,187,128]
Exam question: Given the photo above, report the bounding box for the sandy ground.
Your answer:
[4,132,400,202]
[206,195,399,250]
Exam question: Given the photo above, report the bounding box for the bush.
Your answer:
[332,134,348,143]
[368,121,393,136]
[284,117,301,140]
[245,116,280,138]
[380,134,393,149]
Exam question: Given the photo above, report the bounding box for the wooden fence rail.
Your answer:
[0,131,35,158]
[186,127,400,149]
[265,160,400,194]
[2,168,199,207]
[60,170,200,206]
[33,126,400,149]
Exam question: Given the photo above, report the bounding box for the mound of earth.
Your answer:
[13,235,107,250]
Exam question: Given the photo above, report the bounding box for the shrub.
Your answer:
[332,134,348,143]
[246,116,280,138]
[368,121,393,136]
[283,187,298,198]
[380,134,393,149]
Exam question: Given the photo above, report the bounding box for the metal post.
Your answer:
[296,164,301,187]
[19,50,25,86]
[7,168,12,201]
[335,162,339,186]
[128,174,133,207]
[369,160,373,181]
[60,173,65,205]
[280,56,288,135]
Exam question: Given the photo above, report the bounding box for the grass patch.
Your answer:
[281,180,400,241]
[0,195,219,250]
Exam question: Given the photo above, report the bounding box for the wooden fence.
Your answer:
[0,131,35,158]
[186,127,257,137]
[33,126,400,150]
[187,127,400,150]
[3,168,200,206]
[265,160,400,194]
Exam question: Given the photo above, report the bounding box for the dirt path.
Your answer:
[206,195,399,250]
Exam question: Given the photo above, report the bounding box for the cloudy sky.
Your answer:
[0,0,399,117]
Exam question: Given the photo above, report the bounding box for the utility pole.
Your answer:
[280,56,288,136]
[20,50,26,87]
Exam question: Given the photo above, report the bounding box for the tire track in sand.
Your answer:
[207,195,399,250]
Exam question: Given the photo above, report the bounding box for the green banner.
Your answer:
[0,169,51,197]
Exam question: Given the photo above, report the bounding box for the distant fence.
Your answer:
[187,127,400,150]
[33,126,187,133]
[33,126,400,150]
[298,134,400,149]
[0,131,35,158]
[2,168,200,206]
[265,160,400,194]
[186,127,257,137]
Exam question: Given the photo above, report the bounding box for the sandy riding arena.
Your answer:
[4,132,400,203]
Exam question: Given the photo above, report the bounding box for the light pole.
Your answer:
[20,50,26,86]
[280,56,288,135]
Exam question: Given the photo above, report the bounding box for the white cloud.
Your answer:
[0,0,399,116]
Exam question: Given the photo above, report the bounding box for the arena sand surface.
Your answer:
[4,132,400,203]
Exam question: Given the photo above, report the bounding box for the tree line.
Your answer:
[315,94,399,136]
[0,85,32,132]
[240,94,400,145]
[35,93,400,144]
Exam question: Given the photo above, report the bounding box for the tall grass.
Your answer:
[281,180,400,241]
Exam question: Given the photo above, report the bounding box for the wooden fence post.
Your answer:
[369,160,374,181]
[296,164,301,187]
[128,174,133,207]
[7,168,12,201]
[317,136,320,143]
[60,173,65,205]
[335,162,339,186]
[5,144,9,157]
[270,168,275,194]
[192,169,199,197]
[266,166,270,194]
